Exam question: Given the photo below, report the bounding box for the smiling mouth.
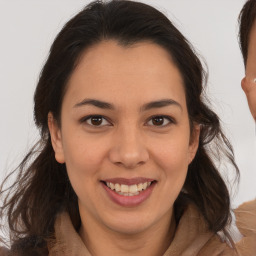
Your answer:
[101,180,157,196]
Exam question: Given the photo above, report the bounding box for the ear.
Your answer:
[48,112,65,164]
[241,77,249,94]
[188,124,200,164]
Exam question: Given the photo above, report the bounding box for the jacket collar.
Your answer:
[48,204,229,256]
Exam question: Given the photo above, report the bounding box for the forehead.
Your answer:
[246,21,256,77]
[64,40,186,109]
[248,21,256,46]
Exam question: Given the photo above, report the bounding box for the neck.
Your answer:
[78,210,176,256]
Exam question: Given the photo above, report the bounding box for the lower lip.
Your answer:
[102,182,156,207]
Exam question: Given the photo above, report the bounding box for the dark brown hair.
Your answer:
[239,0,256,66]
[0,1,239,254]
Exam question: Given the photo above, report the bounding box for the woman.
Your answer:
[0,1,255,255]
[239,0,256,120]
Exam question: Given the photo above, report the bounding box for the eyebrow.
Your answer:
[140,99,182,112]
[73,98,182,111]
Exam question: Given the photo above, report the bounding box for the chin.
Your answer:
[103,211,159,235]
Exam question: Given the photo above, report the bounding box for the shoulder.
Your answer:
[0,247,49,256]
[234,199,256,236]
[0,247,9,256]
[234,199,256,256]
[7,235,49,256]
[0,245,49,256]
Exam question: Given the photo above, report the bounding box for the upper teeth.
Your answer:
[106,182,151,195]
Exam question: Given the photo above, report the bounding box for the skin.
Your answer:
[242,21,256,120]
[48,40,199,256]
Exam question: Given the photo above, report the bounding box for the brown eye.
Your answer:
[147,115,174,127]
[91,116,103,126]
[82,115,111,127]
[152,116,164,126]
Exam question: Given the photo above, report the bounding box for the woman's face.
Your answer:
[49,40,199,236]
[242,21,256,120]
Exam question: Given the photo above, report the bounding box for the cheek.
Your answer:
[62,134,109,205]
[62,131,108,177]
[152,134,190,169]
[151,133,190,189]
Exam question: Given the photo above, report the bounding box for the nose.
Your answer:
[108,126,149,169]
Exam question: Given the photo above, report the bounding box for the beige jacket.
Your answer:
[48,200,256,256]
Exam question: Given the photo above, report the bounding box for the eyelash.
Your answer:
[80,115,175,128]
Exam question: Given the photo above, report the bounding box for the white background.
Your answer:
[0,0,255,208]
